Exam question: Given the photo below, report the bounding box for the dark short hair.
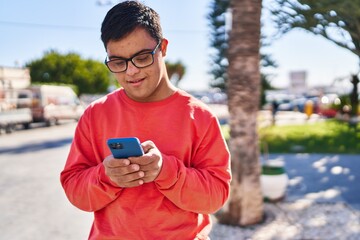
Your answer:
[101,1,163,48]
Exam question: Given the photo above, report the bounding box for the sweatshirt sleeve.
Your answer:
[154,117,231,214]
[60,115,122,212]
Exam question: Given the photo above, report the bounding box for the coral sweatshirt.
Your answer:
[60,88,231,240]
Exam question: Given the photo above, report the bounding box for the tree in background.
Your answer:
[270,0,360,116]
[26,50,111,95]
[166,60,186,87]
[219,0,264,226]
[208,0,277,106]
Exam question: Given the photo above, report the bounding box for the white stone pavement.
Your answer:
[208,152,360,240]
[210,200,360,240]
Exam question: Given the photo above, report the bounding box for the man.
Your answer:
[60,1,231,239]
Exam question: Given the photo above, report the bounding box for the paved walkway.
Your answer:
[210,201,359,240]
[210,154,360,240]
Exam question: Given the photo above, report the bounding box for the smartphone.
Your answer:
[107,137,144,159]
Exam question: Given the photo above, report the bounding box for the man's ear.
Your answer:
[160,38,168,57]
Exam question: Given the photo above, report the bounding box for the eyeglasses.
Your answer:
[105,41,161,73]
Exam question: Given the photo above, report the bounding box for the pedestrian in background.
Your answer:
[304,99,314,120]
[60,1,231,239]
[271,99,279,125]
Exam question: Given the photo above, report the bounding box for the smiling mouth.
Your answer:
[127,78,144,85]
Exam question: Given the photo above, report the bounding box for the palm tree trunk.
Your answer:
[220,0,264,226]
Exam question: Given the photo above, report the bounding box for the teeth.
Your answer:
[129,79,141,83]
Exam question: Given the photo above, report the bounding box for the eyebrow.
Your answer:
[107,47,154,60]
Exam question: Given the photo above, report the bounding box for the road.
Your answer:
[0,121,92,240]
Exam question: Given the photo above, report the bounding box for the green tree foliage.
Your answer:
[26,50,112,95]
[270,0,360,56]
[208,0,230,90]
[165,60,186,87]
[270,0,360,116]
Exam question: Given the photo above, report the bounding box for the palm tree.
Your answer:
[219,0,264,226]
[166,60,186,87]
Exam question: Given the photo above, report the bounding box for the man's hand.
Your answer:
[103,156,145,188]
[103,140,163,187]
[129,140,163,183]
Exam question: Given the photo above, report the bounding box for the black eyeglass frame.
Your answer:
[104,41,162,73]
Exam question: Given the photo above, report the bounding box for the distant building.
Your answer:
[289,71,307,96]
[0,66,31,90]
[0,66,31,107]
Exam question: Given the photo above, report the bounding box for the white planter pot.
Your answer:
[261,160,289,202]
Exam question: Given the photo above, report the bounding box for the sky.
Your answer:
[0,0,358,93]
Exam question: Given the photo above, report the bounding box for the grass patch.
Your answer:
[222,120,360,154]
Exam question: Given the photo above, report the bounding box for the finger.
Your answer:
[129,155,151,165]
[137,161,158,171]
[104,156,130,168]
[129,149,157,165]
[141,168,162,183]
[141,171,158,183]
[141,140,155,153]
[112,171,145,185]
[120,179,144,188]
[106,163,140,176]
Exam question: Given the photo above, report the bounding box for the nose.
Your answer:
[126,61,140,76]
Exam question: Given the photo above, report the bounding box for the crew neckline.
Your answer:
[117,88,181,107]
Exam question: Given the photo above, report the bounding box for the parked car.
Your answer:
[276,96,319,113]
[28,85,85,126]
[317,94,340,118]
[0,89,33,134]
